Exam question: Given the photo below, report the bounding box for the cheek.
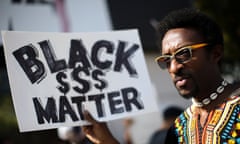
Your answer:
[189,51,211,72]
[187,61,206,76]
[186,55,212,85]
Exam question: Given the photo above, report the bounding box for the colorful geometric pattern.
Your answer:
[174,95,240,144]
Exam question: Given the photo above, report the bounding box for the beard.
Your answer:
[173,71,199,99]
[176,83,199,99]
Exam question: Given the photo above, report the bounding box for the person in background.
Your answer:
[57,126,93,144]
[149,106,183,144]
[123,118,134,144]
[81,8,240,144]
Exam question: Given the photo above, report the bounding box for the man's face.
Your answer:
[161,28,214,99]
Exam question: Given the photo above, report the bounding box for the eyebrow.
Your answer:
[162,43,194,56]
[161,46,183,56]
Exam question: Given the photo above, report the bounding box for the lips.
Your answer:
[176,78,187,87]
[174,76,189,88]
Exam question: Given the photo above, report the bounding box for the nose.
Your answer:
[168,59,183,74]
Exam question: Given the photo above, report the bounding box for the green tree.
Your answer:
[195,0,240,81]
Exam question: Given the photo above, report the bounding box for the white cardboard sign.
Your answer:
[1,29,158,132]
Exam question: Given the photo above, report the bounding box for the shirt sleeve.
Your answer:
[164,124,178,144]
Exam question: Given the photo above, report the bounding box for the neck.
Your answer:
[195,83,239,112]
[195,75,223,98]
[192,79,229,108]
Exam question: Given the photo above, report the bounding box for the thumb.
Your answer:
[83,110,97,124]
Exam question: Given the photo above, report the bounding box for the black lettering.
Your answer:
[13,44,45,84]
[91,40,113,69]
[88,94,105,117]
[122,87,143,111]
[92,69,107,91]
[71,96,86,120]
[56,72,70,95]
[32,97,58,124]
[39,40,67,73]
[72,66,91,94]
[108,91,124,114]
[114,41,139,76]
[59,96,79,122]
[68,39,91,69]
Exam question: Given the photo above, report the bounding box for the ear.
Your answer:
[211,44,223,64]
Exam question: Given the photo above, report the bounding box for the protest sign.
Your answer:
[1,29,158,132]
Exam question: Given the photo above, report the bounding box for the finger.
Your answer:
[83,110,97,124]
[82,125,91,133]
[82,125,93,136]
[85,134,100,144]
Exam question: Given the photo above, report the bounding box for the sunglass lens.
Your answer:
[175,48,191,63]
[157,57,170,69]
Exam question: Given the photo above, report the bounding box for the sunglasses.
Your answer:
[155,43,208,69]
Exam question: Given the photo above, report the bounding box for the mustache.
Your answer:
[173,71,191,83]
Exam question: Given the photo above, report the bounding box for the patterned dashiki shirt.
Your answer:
[173,88,240,144]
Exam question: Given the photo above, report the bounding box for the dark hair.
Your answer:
[163,106,183,121]
[156,8,224,51]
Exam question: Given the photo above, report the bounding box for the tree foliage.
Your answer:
[195,0,240,80]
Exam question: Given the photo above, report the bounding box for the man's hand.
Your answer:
[82,111,119,144]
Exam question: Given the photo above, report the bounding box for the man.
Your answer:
[82,8,240,144]
[57,126,93,144]
[149,106,183,144]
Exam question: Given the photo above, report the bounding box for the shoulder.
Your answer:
[172,108,190,133]
[164,125,178,144]
[223,87,240,113]
[149,129,168,144]
[231,86,240,97]
[228,87,240,104]
[174,107,191,123]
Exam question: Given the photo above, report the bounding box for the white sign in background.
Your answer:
[2,29,158,132]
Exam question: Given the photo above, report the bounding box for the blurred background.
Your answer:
[0,0,239,143]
